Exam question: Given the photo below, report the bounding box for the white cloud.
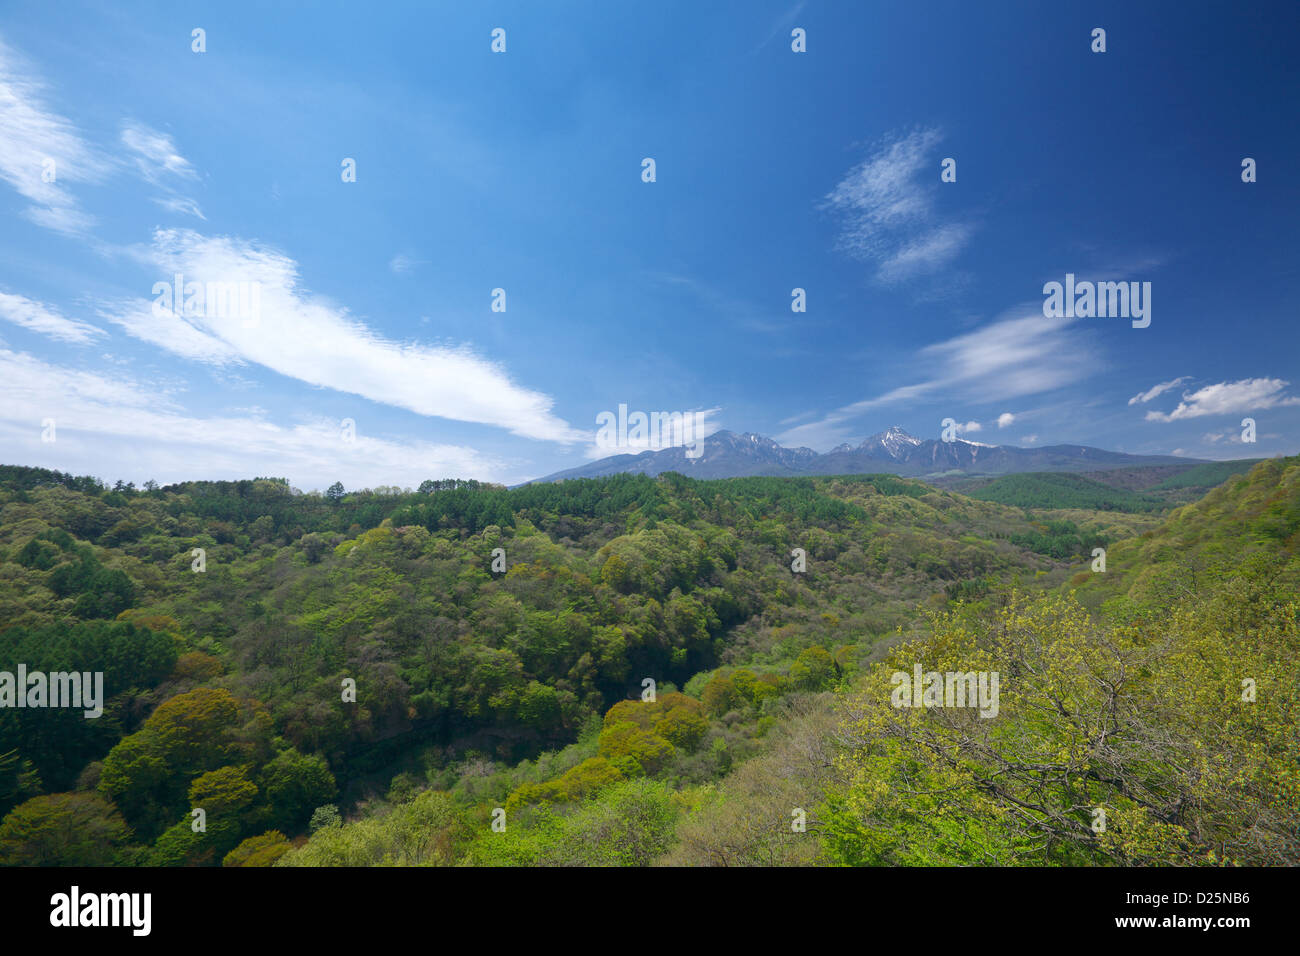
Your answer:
[0,348,513,488]
[123,122,205,220]
[98,296,241,364]
[0,45,202,235]
[1021,434,1039,444]
[823,127,972,284]
[104,228,583,442]
[154,195,205,220]
[957,420,981,434]
[996,412,1016,428]
[581,406,723,460]
[121,123,197,183]
[1200,428,1260,447]
[0,291,104,344]
[1144,378,1300,422]
[0,37,109,234]
[1128,376,1189,405]
[776,305,1097,450]
[877,223,972,284]
[389,254,418,274]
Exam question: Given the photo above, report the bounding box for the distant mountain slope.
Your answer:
[1071,455,1300,608]
[528,426,1201,484]
[528,431,820,483]
[1064,463,1205,492]
[966,472,1166,513]
[1062,458,1265,505]
[1147,458,1265,491]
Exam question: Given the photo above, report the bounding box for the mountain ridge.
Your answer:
[526,425,1208,485]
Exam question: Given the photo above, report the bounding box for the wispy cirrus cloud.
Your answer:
[1200,426,1275,447]
[0,40,208,233]
[1144,377,1300,422]
[96,293,241,364]
[102,228,584,443]
[0,290,104,344]
[776,304,1097,448]
[153,195,205,219]
[388,253,421,275]
[580,406,723,460]
[122,122,205,219]
[876,222,973,284]
[0,37,109,234]
[1128,376,1190,405]
[121,122,197,184]
[0,347,512,488]
[1,36,576,450]
[822,127,972,284]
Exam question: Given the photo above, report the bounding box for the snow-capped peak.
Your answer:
[868,426,924,458]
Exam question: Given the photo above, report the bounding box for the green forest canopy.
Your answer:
[1,457,1296,866]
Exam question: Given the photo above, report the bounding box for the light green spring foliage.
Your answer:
[277,790,471,867]
[277,778,677,868]
[1072,456,1300,607]
[1,458,1295,866]
[466,778,679,867]
[224,830,292,867]
[279,457,1300,867]
[823,576,1299,866]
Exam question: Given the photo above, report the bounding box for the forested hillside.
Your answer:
[1,459,1295,866]
[966,472,1165,513]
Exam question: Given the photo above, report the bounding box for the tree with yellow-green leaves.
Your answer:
[822,581,1300,866]
[277,790,472,866]
[224,830,292,867]
[597,721,674,776]
[0,792,134,866]
[149,765,260,866]
[97,686,245,841]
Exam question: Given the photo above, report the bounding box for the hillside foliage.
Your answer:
[1,458,1296,866]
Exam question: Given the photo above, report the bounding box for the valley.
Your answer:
[1,454,1294,866]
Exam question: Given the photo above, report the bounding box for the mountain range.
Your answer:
[527,426,1203,484]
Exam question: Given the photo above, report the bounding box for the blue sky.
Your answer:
[1,0,1297,489]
